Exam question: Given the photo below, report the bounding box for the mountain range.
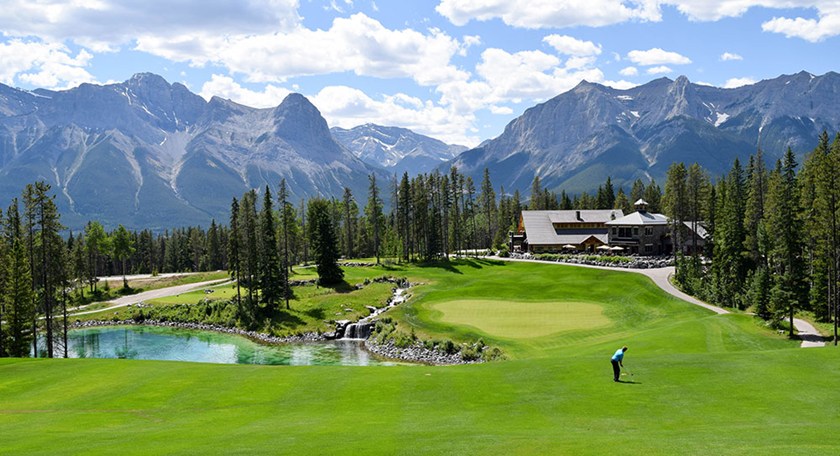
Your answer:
[0,73,386,231]
[331,123,466,176]
[451,71,840,194]
[1,71,839,230]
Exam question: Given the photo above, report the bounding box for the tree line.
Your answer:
[666,132,840,344]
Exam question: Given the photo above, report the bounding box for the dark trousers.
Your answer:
[611,360,621,381]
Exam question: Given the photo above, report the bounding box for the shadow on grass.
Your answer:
[304,307,325,320]
[616,379,642,384]
[321,280,355,294]
[416,260,463,274]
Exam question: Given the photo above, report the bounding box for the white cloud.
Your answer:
[647,66,673,75]
[137,14,469,88]
[459,35,482,56]
[489,105,514,115]
[434,46,606,120]
[199,74,291,108]
[436,0,662,28]
[762,8,840,42]
[602,79,638,90]
[720,52,743,61]
[436,1,840,42]
[628,48,691,66]
[619,66,639,76]
[0,39,96,89]
[543,35,602,56]
[0,0,301,51]
[311,85,480,146]
[723,77,757,88]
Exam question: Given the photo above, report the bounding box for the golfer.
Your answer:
[611,346,627,382]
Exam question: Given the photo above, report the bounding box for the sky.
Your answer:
[1,1,839,147]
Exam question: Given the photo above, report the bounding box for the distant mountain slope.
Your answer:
[450,71,840,196]
[0,74,384,230]
[332,123,466,176]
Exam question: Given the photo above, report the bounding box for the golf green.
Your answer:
[432,299,610,339]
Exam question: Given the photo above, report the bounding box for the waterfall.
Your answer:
[342,322,374,340]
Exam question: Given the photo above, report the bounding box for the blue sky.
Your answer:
[1,1,838,146]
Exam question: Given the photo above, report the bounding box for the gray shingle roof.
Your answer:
[605,211,668,226]
[521,210,622,246]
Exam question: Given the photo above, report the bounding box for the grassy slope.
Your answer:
[2,259,839,455]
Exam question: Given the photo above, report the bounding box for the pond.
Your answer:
[58,326,393,366]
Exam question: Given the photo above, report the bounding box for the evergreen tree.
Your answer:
[112,224,134,289]
[766,149,807,335]
[1,200,34,357]
[278,179,292,309]
[479,168,496,250]
[686,163,709,256]
[239,190,259,311]
[664,162,688,254]
[529,176,543,210]
[258,186,283,309]
[342,187,357,259]
[366,175,384,264]
[84,221,108,293]
[614,188,632,214]
[228,197,242,313]
[643,178,662,213]
[743,152,767,267]
[307,198,344,285]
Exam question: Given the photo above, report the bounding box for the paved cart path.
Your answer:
[69,279,231,317]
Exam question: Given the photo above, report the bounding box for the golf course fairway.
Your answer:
[2,259,838,455]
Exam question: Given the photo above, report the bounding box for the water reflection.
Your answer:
[63,326,392,366]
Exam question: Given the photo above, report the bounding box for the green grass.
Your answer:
[3,259,839,455]
[432,299,609,339]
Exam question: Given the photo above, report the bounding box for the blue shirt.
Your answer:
[611,348,625,362]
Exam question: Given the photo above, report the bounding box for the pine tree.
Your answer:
[308,198,344,285]
[766,150,807,334]
[278,179,292,309]
[258,186,283,309]
[2,200,34,357]
[342,187,357,259]
[664,162,688,254]
[366,175,384,264]
[240,190,259,312]
[112,225,134,289]
[479,168,496,250]
[228,197,242,313]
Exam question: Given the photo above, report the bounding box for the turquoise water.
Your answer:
[63,326,390,366]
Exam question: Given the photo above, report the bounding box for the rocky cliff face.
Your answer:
[450,71,840,196]
[0,74,381,230]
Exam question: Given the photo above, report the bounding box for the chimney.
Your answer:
[576,210,582,221]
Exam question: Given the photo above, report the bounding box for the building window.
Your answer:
[644,227,653,236]
[633,227,639,236]
[611,227,616,235]
[618,227,632,238]
[645,244,653,253]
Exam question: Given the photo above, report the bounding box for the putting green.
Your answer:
[431,299,610,339]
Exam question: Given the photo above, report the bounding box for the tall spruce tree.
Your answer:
[2,200,34,357]
[366,175,384,264]
[307,198,344,285]
[258,186,283,309]
[278,179,292,309]
[766,149,807,335]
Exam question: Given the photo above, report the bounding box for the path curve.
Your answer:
[493,256,825,347]
[70,279,231,317]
